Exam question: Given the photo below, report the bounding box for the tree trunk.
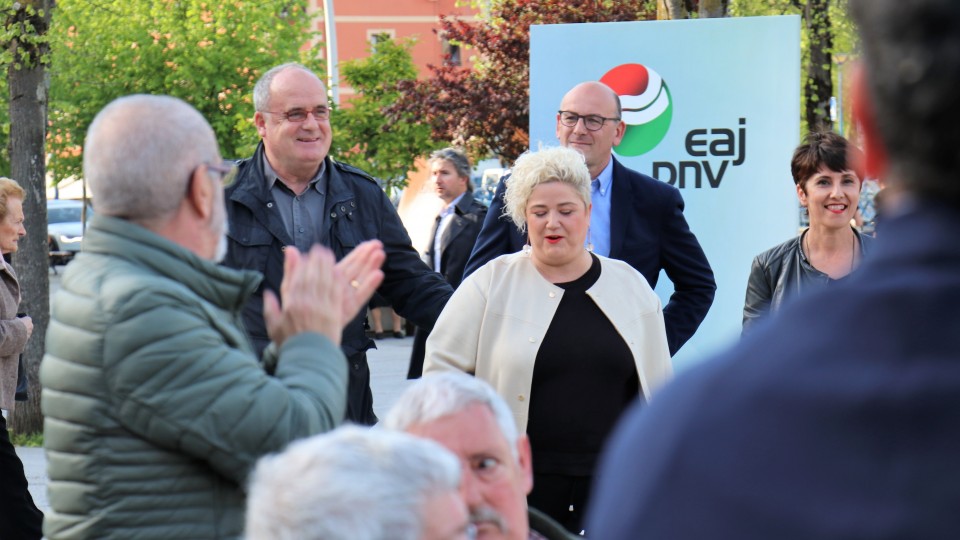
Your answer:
[657,0,687,20]
[804,0,833,132]
[699,0,729,18]
[6,0,52,435]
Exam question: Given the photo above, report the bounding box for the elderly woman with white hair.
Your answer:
[423,145,672,533]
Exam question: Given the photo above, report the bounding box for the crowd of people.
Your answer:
[0,0,957,537]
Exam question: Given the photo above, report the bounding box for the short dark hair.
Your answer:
[790,131,863,190]
[851,0,960,201]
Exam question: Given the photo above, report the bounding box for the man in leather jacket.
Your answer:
[223,63,452,424]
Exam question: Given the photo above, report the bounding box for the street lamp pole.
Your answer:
[322,0,340,106]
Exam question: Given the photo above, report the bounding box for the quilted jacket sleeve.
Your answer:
[103,285,347,485]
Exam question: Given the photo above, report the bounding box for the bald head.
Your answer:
[556,81,625,178]
[562,82,621,119]
[84,94,220,224]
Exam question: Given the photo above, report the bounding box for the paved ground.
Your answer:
[17,314,416,513]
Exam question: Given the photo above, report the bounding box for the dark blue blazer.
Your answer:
[464,157,716,355]
[586,200,960,538]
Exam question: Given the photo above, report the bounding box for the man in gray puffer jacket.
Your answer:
[40,94,385,539]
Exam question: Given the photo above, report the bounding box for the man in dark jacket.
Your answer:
[408,148,487,378]
[465,81,715,356]
[223,63,453,424]
[586,1,960,537]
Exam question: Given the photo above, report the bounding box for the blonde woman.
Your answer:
[424,146,671,534]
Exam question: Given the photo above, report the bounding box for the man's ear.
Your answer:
[516,434,534,496]
[851,62,889,180]
[612,119,626,146]
[187,166,214,220]
[254,111,268,139]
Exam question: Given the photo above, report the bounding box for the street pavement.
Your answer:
[17,301,417,513]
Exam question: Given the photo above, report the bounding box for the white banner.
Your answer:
[530,16,801,370]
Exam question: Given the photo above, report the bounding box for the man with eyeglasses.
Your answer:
[223,63,453,425]
[465,81,715,356]
[41,94,387,538]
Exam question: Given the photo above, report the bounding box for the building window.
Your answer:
[367,30,396,54]
[441,36,461,66]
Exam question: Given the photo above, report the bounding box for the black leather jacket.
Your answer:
[223,143,453,358]
[742,228,873,334]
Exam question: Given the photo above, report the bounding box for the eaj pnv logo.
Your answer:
[600,63,672,157]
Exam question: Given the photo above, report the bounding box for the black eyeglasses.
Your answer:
[558,110,621,131]
[262,106,330,123]
[205,161,238,187]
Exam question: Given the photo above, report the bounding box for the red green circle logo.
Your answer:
[600,64,673,157]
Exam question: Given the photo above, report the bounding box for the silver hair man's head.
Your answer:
[253,62,323,113]
[430,147,474,191]
[503,145,591,233]
[83,94,219,224]
[383,372,520,459]
[245,426,462,540]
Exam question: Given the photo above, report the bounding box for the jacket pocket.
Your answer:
[227,226,275,274]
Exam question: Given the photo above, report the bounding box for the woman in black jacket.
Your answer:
[742,132,873,333]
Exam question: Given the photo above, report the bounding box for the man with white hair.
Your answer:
[383,372,576,540]
[41,94,385,539]
[246,426,471,540]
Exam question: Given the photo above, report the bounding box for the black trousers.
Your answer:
[406,326,429,379]
[0,414,43,539]
[345,352,378,425]
[528,472,593,535]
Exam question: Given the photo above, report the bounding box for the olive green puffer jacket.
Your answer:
[41,215,348,539]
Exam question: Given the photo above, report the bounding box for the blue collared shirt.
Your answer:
[263,156,327,253]
[588,159,614,257]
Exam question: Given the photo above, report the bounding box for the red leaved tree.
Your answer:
[387,0,655,163]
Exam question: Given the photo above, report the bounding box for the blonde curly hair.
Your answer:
[503,146,591,232]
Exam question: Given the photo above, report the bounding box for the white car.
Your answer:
[48,199,92,266]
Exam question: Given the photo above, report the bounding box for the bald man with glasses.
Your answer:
[465,81,716,356]
[223,63,453,425]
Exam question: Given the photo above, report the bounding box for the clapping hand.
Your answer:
[263,241,385,348]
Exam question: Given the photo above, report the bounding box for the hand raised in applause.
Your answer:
[334,239,386,324]
[263,241,385,348]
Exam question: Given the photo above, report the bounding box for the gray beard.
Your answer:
[214,231,228,263]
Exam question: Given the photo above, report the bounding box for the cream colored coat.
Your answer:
[424,250,672,433]
[0,260,30,411]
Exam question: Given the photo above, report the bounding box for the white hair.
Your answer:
[503,145,591,232]
[83,94,219,224]
[253,63,323,112]
[383,372,520,459]
[245,426,461,540]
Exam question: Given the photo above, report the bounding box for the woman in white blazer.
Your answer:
[424,146,671,534]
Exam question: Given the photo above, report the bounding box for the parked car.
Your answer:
[475,167,506,206]
[48,199,92,266]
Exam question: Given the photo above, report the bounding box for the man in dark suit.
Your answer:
[586,1,960,537]
[465,82,715,355]
[408,148,487,378]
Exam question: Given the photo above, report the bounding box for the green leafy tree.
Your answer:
[331,36,436,195]
[47,0,322,181]
[731,0,857,135]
